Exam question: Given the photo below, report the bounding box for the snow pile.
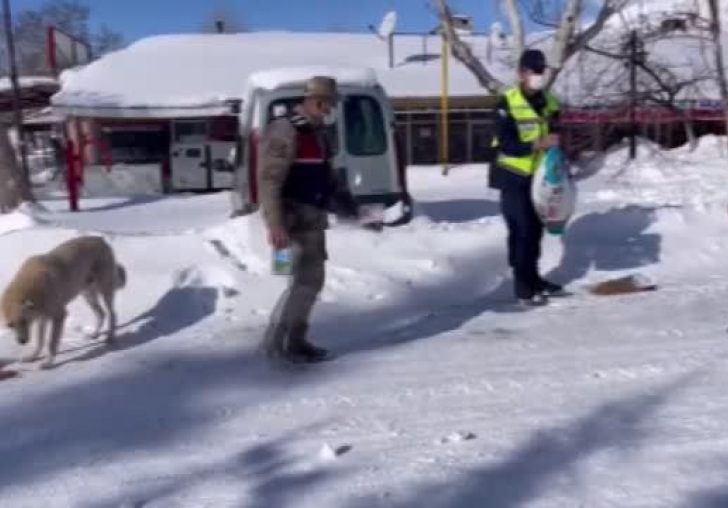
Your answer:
[582,135,728,212]
[0,203,39,236]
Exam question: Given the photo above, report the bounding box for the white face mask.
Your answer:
[323,109,338,126]
[527,74,546,91]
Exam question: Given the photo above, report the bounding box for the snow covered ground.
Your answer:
[2,137,728,507]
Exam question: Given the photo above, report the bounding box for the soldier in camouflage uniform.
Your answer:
[258,76,358,363]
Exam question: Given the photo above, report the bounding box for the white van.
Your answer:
[229,66,412,226]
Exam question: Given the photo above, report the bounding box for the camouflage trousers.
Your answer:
[262,229,326,358]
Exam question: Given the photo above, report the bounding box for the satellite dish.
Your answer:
[378,11,397,39]
[490,21,506,47]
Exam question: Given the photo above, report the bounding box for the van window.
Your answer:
[344,95,387,156]
[266,97,339,155]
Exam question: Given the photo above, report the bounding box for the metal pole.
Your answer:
[629,29,637,159]
[441,33,450,175]
[388,34,394,68]
[2,0,30,181]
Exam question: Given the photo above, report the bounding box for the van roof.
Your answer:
[245,65,380,94]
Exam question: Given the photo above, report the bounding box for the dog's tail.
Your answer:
[115,264,127,290]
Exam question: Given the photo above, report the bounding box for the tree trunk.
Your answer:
[0,124,35,212]
[435,0,503,93]
[434,0,626,96]
[546,0,582,89]
[502,0,525,61]
[683,115,698,151]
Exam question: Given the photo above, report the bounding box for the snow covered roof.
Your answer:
[245,65,380,93]
[51,32,510,117]
[0,76,60,114]
[0,76,58,94]
[49,8,728,118]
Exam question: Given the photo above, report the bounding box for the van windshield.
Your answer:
[266,97,339,155]
[344,95,387,157]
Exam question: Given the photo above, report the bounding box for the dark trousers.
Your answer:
[500,187,544,298]
[262,229,326,358]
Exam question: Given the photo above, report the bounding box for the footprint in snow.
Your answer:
[318,443,353,462]
[437,431,477,445]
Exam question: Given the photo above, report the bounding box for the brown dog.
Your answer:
[1,235,126,367]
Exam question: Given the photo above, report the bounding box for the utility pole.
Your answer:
[624,29,646,160]
[629,29,638,159]
[2,0,30,182]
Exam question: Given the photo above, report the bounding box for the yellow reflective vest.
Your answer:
[493,86,560,176]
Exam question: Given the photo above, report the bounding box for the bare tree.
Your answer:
[434,0,629,93]
[503,0,525,59]
[435,0,503,91]
[0,0,123,75]
[0,124,34,211]
[91,24,125,56]
[564,9,718,151]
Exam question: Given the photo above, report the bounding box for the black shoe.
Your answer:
[537,278,566,297]
[284,345,331,363]
[518,293,548,307]
[285,323,331,362]
[515,275,534,299]
[299,340,330,361]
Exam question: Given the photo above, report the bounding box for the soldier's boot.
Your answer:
[286,322,330,362]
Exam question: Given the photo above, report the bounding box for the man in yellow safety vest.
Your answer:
[489,48,565,306]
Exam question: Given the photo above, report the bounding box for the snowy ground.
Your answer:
[2,137,728,507]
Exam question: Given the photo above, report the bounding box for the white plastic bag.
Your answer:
[531,146,577,235]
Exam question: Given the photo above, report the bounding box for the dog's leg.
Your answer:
[100,289,117,344]
[83,289,106,340]
[42,310,67,369]
[21,319,45,363]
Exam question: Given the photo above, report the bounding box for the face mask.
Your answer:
[528,74,546,90]
[323,108,338,126]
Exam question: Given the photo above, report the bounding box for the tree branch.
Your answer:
[435,0,504,93]
[567,0,628,58]
[546,0,582,88]
[503,0,525,59]
[584,43,623,61]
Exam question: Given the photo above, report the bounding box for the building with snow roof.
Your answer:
[49,31,506,190]
[46,23,728,194]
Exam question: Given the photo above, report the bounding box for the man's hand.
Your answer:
[268,227,290,249]
[533,133,560,150]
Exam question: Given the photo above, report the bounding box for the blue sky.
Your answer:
[10,0,509,41]
[11,0,599,43]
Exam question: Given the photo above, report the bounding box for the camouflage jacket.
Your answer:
[258,111,357,233]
